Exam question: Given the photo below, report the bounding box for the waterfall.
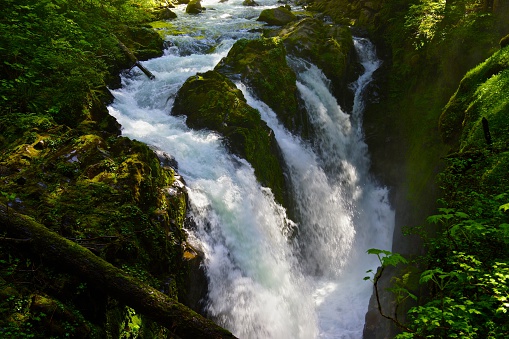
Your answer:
[108,2,394,338]
[238,39,393,337]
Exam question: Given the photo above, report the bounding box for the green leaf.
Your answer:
[454,211,469,219]
[367,248,390,256]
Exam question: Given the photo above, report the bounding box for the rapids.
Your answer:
[108,1,394,338]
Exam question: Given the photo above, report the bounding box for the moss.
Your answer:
[257,6,297,26]
[0,111,189,337]
[0,1,195,337]
[275,18,356,110]
[172,70,288,206]
[115,25,164,61]
[215,38,305,135]
[437,46,509,206]
[440,46,509,148]
[149,21,185,38]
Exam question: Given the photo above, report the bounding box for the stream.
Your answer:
[108,1,394,337]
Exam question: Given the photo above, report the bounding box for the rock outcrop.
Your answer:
[275,18,358,112]
[257,6,297,26]
[242,0,258,6]
[215,38,309,137]
[171,70,288,207]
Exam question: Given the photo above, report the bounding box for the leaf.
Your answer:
[367,248,390,256]
[427,214,444,224]
[438,207,455,214]
[494,193,507,201]
[420,269,440,284]
[382,252,408,267]
[454,211,469,219]
[367,249,408,267]
[499,203,509,212]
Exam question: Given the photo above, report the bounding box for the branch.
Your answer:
[372,266,418,335]
[0,204,235,339]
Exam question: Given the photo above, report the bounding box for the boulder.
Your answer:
[257,6,297,26]
[153,7,178,20]
[243,0,259,6]
[186,0,204,14]
[171,70,288,206]
[215,38,309,136]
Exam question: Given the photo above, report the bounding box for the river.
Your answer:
[108,1,394,338]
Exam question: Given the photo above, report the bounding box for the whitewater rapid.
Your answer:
[108,1,394,338]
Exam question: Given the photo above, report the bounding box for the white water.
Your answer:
[108,2,393,338]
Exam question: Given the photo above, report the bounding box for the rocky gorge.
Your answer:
[1,0,509,338]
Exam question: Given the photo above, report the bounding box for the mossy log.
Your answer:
[0,204,235,339]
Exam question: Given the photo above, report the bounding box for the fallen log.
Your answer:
[132,61,156,80]
[0,204,235,339]
[116,37,156,80]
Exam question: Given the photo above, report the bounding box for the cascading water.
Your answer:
[108,1,394,338]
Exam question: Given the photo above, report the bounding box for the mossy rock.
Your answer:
[243,0,259,6]
[171,70,288,206]
[115,25,164,61]
[152,7,177,20]
[276,18,357,110]
[438,45,509,207]
[0,110,192,335]
[186,0,204,14]
[215,38,309,136]
[257,6,297,26]
[0,112,189,291]
[439,46,509,148]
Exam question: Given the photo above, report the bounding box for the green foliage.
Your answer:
[367,248,409,268]
[369,43,509,333]
[0,0,156,125]
[440,45,509,147]
[374,200,509,338]
[405,0,447,48]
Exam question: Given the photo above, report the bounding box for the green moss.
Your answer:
[215,38,303,134]
[276,18,354,110]
[257,6,297,26]
[172,70,287,206]
[149,21,185,38]
[0,1,193,337]
[0,112,188,335]
[437,46,509,207]
[440,47,509,147]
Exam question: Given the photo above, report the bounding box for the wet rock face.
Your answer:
[257,6,297,26]
[276,18,358,112]
[215,38,309,136]
[153,7,178,20]
[171,69,288,207]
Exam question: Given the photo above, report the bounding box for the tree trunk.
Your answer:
[0,204,235,339]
